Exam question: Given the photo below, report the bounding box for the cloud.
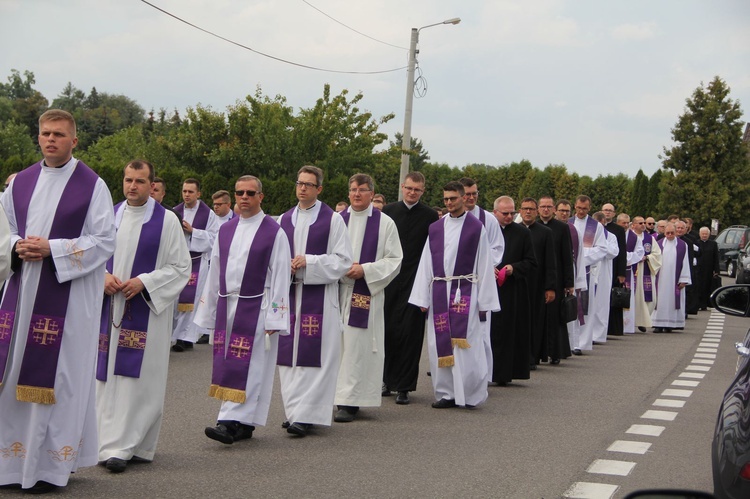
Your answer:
[610,22,657,41]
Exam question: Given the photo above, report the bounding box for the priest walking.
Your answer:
[652,223,691,332]
[96,160,190,472]
[334,174,402,423]
[0,110,116,493]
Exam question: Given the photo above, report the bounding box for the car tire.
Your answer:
[727,260,736,278]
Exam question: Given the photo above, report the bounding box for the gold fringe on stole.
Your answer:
[208,384,219,398]
[17,385,56,404]
[177,303,194,312]
[210,386,246,404]
[451,338,470,349]
[437,355,454,368]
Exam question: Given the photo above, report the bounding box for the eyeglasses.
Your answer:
[443,196,460,202]
[496,211,517,216]
[557,209,571,213]
[296,181,318,189]
[520,207,536,211]
[403,186,424,193]
[349,188,372,194]
[464,192,479,198]
[235,190,260,197]
[213,202,229,206]
[539,205,554,209]
[646,222,655,225]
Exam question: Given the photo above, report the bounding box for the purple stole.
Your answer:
[209,215,279,403]
[173,201,211,312]
[656,237,686,309]
[340,208,380,328]
[569,216,598,321]
[97,201,166,381]
[277,203,334,368]
[0,161,98,404]
[429,213,482,368]
[627,231,654,302]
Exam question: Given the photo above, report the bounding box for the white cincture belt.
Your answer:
[431,274,477,304]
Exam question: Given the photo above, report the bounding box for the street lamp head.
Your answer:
[443,17,461,25]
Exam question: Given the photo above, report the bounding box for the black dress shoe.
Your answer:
[287,422,311,437]
[205,421,254,444]
[653,327,663,333]
[381,383,392,397]
[431,398,457,409]
[572,348,582,356]
[196,334,210,344]
[334,406,359,423]
[105,457,128,473]
[550,358,560,365]
[182,340,194,350]
[638,326,646,332]
[281,420,290,429]
[426,371,431,376]
[205,423,235,444]
[171,341,184,352]
[529,364,537,371]
[24,481,58,494]
[395,391,410,405]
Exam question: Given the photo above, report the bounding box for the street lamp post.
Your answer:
[398,17,460,200]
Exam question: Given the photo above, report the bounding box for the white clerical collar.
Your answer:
[239,209,264,224]
[349,204,373,217]
[298,201,318,212]
[41,156,76,172]
[403,200,417,209]
[184,203,199,211]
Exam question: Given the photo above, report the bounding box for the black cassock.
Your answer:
[605,221,627,336]
[697,238,720,309]
[681,234,700,315]
[540,218,575,361]
[490,222,536,383]
[382,200,439,393]
[527,222,556,364]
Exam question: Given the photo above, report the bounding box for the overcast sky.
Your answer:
[2,0,748,178]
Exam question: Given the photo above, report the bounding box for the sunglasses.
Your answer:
[235,190,259,197]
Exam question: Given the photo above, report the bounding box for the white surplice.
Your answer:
[194,211,291,427]
[651,238,691,328]
[589,228,620,343]
[172,201,218,343]
[335,205,402,408]
[96,198,191,462]
[623,231,653,333]
[277,202,352,426]
[568,216,608,351]
[216,211,235,226]
[0,158,115,489]
[408,213,500,407]
[0,204,10,282]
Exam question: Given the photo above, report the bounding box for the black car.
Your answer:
[736,242,750,284]
[711,285,750,498]
[715,226,750,278]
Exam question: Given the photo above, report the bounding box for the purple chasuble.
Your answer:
[210,215,279,403]
[340,208,380,328]
[277,203,334,368]
[428,212,482,368]
[173,201,211,310]
[656,237,686,310]
[0,161,98,404]
[570,216,598,321]
[97,202,166,381]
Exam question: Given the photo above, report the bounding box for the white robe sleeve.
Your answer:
[583,223,609,268]
[626,235,644,266]
[476,226,501,313]
[264,228,292,333]
[189,209,219,254]
[408,241,433,310]
[484,211,505,266]
[0,204,10,282]
[361,215,403,296]
[50,178,116,283]
[193,233,221,329]
[139,213,192,316]
[648,240,662,276]
[679,247,692,285]
[303,214,353,285]
[605,230,619,260]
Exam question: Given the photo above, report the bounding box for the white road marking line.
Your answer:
[697,348,718,353]
[626,424,665,436]
[641,410,678,421]
[694,353,717,359]
[679,372,706,379]
[607,440,652,454]
[653,398,686,408]
[661,388,692,397]
[563,482,619,499]
[671,380,700,387]
[685,365,710,372]
[691,358,714,365]
[587,459,637,476]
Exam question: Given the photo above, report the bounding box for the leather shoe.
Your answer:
[431,398,457,409]
[395,391,410,405]
[572,348,582,356]
[529,364,537,371]
[550,358,560,365]
[281,420,290,429]
[24,481,58,494]
[205,421,254,444]
[182,340,194,350]
[105,457,128,473]
[205,423,235,444]
[196,334,210,344]
[381,383,392,397]
[287,422,311,437]
[171,341,184,352]
[638,326,647,332]
[334,406,358,423]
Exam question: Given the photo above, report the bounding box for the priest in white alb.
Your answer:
[96,160,190,473]
[651,223,691,332]
[623,216,660,333]
[588,212,620,344]
[196,175,291,444]
[334,174,402,423]
[0,204,10,282]
[276,166,352,437]
[0,110,115,493]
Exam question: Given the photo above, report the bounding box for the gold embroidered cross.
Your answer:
[351,293,371,310]
[301,316,320,337]
[10,442,24,457]
[229,337,251,358]
[0,312,12,340]
[435,314,449,332]
[187,273,197,286]
[32,318,60,346]
[451,297,468,314]
[119,330,146,349]
[98,334,109,352]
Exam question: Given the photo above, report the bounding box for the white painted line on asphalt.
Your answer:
[627,424,665,436]
[703,334,722,338]
[653,398,686,408]
[587,459,637,476]
[694,353,717,359]
[679,372,705,379]
[563,482,619,499]
[705,327,723,330]
[641,410,678,421]
[692,358,714,365]
[671,380,700,387]
[685,365,711,372]
[700,339,720,343]
[662,388,692,397]
[696,348,718,353]
[607,440,652,454]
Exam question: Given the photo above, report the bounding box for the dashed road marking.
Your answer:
[563,481,619,498]
[653,398,686,408]
[641,410,678,421]
[607,440,652,454]
[626,424,665,437]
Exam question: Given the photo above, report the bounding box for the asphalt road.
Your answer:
[36,293,746,498]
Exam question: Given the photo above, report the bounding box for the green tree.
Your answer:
[660,76,750,227]
[0,69,49,138]
[646,169,662,217]
[630,169,649,216]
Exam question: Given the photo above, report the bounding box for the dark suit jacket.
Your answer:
[605,221,627,283]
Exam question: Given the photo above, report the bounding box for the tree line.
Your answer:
[1,70,748,226]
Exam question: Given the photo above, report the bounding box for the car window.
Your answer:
[716,231,727,244]
[727,231,738,245]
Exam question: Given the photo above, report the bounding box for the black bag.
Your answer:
[711,274,722,293]
[561,293,577,323]
[610,284,631,309]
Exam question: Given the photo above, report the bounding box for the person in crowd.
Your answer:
[588,211,619,345]
[211,190,236,226]
[372,193,386,211]
[645,217,657,235]
[676,220,699,316]
[623,216,656,334]
[696,226,719,311]
[652,223,691,332]
[335,201,348,213]
[602,205,627,337]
